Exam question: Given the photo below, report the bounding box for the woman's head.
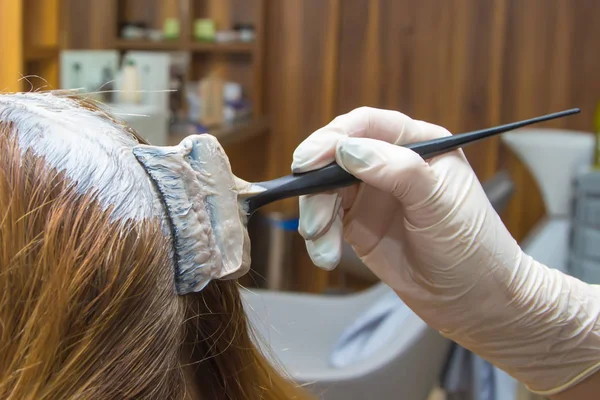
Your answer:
[0,92,308,399]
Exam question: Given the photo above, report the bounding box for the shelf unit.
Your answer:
[168,116,268,147]
[111,0,271,290]
[112,0,267,145]
[0,0,61,92]
[114,39,255,54]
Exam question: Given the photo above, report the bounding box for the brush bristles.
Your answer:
[132,135,249,294]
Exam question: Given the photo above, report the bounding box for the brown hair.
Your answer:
[0,93,312,399]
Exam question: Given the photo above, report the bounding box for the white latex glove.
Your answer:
[291,106,600,396]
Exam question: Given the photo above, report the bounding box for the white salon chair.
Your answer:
[502,128,594,273]
[242,283,450,400]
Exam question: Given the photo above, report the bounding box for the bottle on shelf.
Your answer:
[101,65,114,103]
[163,18,180,40]
[194,19,216,42]
[198,76,224,127]
[119,59,141,104]
[234,23,255,42]
[72,62,82,88]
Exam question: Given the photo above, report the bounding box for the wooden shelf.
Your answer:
[24,46,59,61]
[188,41,255,54]
[168,117,268,147]
[210,117,267,146]
[114,39,255,54]
[114,39,184,51]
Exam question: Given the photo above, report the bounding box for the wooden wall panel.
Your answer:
[24,0,60,48]
[264,0,340,292]
[62,0,116,49]
[265,0,600,291]
[265,1,334,188]
[0,0,23,92]
[499,0,600,131]
[56,0,600,292]
[335,0,513,179]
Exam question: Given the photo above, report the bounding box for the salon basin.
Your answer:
[242,283,451,400]
[501,128,594,218]
[241,170,515,400]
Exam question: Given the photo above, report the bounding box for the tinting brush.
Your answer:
[132,108,579,294]
[243,108,580,216]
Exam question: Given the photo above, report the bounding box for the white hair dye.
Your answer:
[0,92,250,294]
[0,92,167,224]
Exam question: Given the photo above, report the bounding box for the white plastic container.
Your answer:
[119,59,141,104]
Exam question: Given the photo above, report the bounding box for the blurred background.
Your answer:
[1,1,600,399]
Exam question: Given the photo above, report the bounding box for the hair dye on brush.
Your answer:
[133,135,251,294]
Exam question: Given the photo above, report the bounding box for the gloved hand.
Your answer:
[292,106,600,396]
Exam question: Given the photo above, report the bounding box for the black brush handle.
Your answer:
[246,108,579,213]
[405,108,580,158]
[247,163,356,212]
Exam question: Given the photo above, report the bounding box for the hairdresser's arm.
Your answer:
[291,106,600,399]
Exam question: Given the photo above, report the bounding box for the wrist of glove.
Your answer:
[292,106,600,395]
[444,252,600,396]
